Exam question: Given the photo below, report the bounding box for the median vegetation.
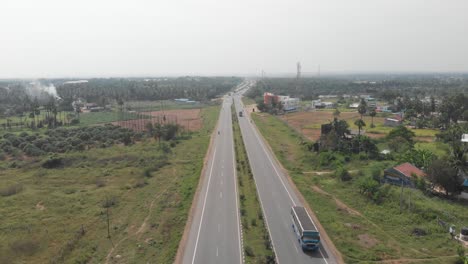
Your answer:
[231,104,275,263]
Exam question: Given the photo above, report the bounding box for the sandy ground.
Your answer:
[113,109,202,132]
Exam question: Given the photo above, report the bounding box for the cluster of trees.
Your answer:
[0,125,138,157]
[317,117,379,158]
[0,77,242,119]
[145,122,181,143]
[246,74,468,101]
[55,77,241,102]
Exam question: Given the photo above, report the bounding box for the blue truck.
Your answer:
[291,206,320,251]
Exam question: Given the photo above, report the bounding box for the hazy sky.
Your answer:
[1,0,468,78]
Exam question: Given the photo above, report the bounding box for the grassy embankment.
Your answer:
[241,97,256,106]
[251,112,467,264]
[231,106,275,263]
[0,105,220,263]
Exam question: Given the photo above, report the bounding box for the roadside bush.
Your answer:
[96,179,106,188]
[0,183,23,197]
[42,155,63,169]
[133,178,148,188]
[102,196,118,208]
[336,166,351,181]
[9,239,39,256]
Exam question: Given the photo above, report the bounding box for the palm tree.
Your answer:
[154,123,164,144]
[354,119,366,137]
[369,109,376,128]
[358,98,367,119]
[333,108,341,119]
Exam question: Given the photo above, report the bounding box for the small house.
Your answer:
[383,163,425,187]
[384,118,401,127]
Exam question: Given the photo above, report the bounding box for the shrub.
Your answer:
[133,178,148,188]
[336,166,351,181]
[42,155,63,169]
[0,183,23,197]
[9,239,39,256]
[251,218,257,226]
[102,196,118,208]
[245,246,254,257]
[96,179,106,188]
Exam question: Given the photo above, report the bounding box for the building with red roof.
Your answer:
[383,162,425,187]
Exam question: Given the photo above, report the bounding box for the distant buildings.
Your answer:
[263,92,300,112]
[384,118,402,127]
[462,134,468,143]
[312,99,335,109]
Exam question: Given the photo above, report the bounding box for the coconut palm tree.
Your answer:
[369,109,376,128]
[354,119,366,137]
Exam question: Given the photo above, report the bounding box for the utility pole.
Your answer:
[106,197,111,239]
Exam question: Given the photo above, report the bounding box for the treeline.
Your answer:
[0,77,242,117]
[247,75,468,100]
[55,77,241,102]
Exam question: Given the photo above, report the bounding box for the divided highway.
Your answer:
[233,89,338,264]
[182,96,242,264]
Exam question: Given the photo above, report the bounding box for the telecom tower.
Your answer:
[296,62,301,91]
[296,62,301,80]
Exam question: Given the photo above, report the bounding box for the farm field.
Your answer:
[280,111,438,142]
[251,112,467,264]
[0,105,220,263]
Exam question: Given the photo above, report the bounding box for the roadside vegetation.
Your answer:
[251,112,468,264]
[0,105,220,263]
[232,105,275,263]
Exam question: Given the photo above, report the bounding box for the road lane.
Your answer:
[182,96,242,264]
[233,90,337,264]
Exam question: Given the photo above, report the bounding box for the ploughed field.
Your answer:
[113,109,202,132]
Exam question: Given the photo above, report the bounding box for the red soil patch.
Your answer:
[113,109,202,132]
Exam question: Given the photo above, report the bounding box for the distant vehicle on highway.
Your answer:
[238,111,243,117]
[291,206,320,251]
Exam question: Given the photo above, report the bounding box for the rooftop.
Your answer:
[394,163,425,178]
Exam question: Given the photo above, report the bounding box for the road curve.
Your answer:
[182,96,242,264]
[233,88,338,264]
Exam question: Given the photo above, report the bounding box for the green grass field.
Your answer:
[0,105,220,263]
[252,113,467,264]
[232,107,275,263]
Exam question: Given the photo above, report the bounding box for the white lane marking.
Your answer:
[221,172,223,177]
[191,147,218,264]
[216,247,219,257]
[221,179,223,185]
[246,104,296,206]
[220,192,223,199]
[239,98,330,264]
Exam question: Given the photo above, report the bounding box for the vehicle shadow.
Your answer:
[303,246,329,259]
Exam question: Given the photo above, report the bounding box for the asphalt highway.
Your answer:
[233,88,338,264]
[182,96,242,264]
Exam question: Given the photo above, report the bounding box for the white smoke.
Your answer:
[27,81,61,99]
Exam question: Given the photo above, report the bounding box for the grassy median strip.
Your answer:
[231,105,276,263]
